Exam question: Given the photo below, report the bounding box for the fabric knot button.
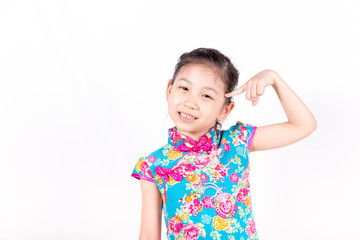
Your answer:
[174,134,213,153]
[155,166,183,182]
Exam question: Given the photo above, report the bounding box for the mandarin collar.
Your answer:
[168,127,218,149]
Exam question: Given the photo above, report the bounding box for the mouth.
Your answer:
[178,112,197,121]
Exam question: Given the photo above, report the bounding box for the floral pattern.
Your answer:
[132,122,259,239]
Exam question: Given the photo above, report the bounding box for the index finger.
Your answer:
[225,85,245,98]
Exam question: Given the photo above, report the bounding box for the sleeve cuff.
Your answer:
[131,173,155,183]
[248,126,257,150]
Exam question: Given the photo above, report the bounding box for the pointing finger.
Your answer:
[225,85,245,98]
[246,83,252,100]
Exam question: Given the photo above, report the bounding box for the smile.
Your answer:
[179,112,197,120]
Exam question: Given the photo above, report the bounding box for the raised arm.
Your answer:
[139,179,163,240]
[225,69,317,152]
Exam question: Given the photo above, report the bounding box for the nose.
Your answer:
[183,95,199,110]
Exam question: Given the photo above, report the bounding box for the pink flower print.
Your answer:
[169,216,183,235]
[181,193,203,216]
[170,131,181,143]
[236,188,249,203]
[221,139,230,152]
[140,161,153,179]
[140,161,148,173]
[148,156,156,163]
[182,223,200,240]
[199,174,208,182]
[218,164,229,178]
[202,196,214,208]
[229,173,239,183]
[189,205,198,216]
[173,162,194,177]
[219,199,234,215]
[242,169,249,180]
[219,169,228,177]
[249,219,256,233]
[194,155,212,169]
[245,218,257,238]
[237,134,246,144]
[215,164,221,171]
[188,200,203,216]
[193,198,201,207]
[239,126,248,141]
[224,143,230,152]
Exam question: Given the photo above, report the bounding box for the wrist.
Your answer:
[266,69,280,87]
[270,71,285,92]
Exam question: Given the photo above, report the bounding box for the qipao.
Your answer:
[132,122,259,240]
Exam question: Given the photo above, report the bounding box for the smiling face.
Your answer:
[166,64,234,141]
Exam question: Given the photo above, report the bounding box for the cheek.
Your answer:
[167,99,175,111]
[202,103,220,115]
[212,103,227,117]
[167,95,181,111]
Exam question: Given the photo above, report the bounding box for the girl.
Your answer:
[131,48,317,240]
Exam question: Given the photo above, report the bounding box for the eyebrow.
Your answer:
[177,78,219,96]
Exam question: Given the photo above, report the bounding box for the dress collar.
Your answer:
[168,127,218,153]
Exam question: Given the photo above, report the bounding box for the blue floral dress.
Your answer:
[132,122,259,240]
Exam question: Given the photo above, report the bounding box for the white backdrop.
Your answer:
[0,0,359,239]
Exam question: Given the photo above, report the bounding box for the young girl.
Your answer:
[131,48,317,240]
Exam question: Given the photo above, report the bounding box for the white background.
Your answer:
[0,0,359,239]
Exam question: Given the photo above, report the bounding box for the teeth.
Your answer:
[180,112,196,120]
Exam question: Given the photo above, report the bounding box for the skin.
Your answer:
[166,64,234,141]
[138,66,317,239]
[226,69,317,152]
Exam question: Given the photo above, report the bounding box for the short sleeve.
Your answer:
[131,156,155,183]
[235,121,257,150]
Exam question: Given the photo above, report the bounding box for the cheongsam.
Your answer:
[131,121,259,240]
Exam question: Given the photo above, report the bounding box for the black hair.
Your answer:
[171,48,239,129]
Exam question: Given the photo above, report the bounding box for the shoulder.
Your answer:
[138,144,171,167]
[146,144,170,158]
[220,121,257,150]
[221,121,257,136]
[132,144,171,182]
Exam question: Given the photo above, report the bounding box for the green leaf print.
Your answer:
[182,154,196,163]
[210,231,222,240]
[195,223,206,238]
[238,179,247,188]
[175,233,185,240]
[225,226,232,233]
[160,158,170,166]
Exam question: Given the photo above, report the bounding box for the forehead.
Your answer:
[174,64,225,91]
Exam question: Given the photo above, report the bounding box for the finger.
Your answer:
[252,96,260,106]
[256,82,265,96]
[246,82,252,100]
[251,82,257,99]
[232,84,246,96]
[225,84,245,97]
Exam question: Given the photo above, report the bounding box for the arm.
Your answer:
[139,179,163,240]
[226,69,317,152]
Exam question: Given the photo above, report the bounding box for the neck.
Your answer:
[176,127,215,142]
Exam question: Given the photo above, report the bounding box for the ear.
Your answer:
[217,102,235,122]
[166,79,173,102]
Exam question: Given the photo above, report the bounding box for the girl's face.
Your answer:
[166,64,234,141]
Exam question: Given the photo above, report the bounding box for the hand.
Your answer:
[225,69,277,106]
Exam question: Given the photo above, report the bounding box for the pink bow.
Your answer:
[155,166,183,182]
[174,135,212,153]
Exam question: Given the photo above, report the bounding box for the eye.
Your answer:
[202,94,213,100]
[179,86,188,91]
